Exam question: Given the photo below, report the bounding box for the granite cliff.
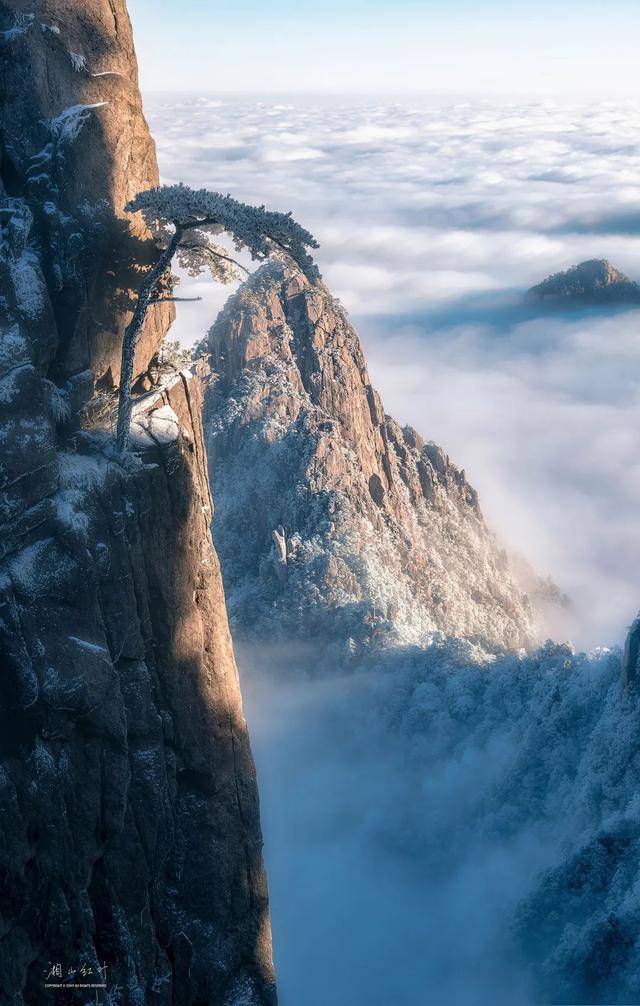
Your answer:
[0,2,274,1003]
[202,262,540,653]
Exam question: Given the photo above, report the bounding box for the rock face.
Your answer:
[528,259,640,304]
[202,263,537,652]
[0,3,275,1003]
[0,0,174,388]
[622,613,640,688]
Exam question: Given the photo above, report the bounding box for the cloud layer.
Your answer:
[146,94,640,645]
[144,96,640,1005]
[239,638,627,1005]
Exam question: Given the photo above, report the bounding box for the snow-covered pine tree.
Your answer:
[116,183,320,451]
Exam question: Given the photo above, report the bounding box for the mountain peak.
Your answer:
[529,259,640,303]
[202,263,543,653]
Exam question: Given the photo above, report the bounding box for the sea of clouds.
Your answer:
[239,637,637,1006]
[146,94,640,648]
[146,96,640,1004]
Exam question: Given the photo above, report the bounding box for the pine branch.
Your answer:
[149,296,203,303]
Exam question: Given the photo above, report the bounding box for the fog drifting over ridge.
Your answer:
[146,94,640,647]
[144,96,640,1005]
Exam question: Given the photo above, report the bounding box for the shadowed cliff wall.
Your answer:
[0,3,275,1002]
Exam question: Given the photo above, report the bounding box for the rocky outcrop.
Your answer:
[202,263,538,652]
[0,2,274,1003]
[528,259,640,305]
[622,613,640,688]
[0,369,275,1004]
[0,0,173,388]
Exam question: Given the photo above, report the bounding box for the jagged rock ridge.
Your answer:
[0,2,275,1003]
[528,259,640,304]
[202,262,538,652]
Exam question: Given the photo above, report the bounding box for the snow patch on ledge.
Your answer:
[130,369,193,448]
[131,405,181,448]
[68,636,109,656]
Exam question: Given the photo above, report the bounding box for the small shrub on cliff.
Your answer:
[116,183,320,451]
[158,338,192,370]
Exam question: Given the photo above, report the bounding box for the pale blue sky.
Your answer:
[128,0,640,96]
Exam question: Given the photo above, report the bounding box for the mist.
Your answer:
[145,95,640,1002]
[238,639,631,1005]
[147,93,640,647]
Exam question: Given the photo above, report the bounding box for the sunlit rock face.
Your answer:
[0,0,173,388]
[528,259,640,304]
[0,3,275,1003]
[202,262,540,653]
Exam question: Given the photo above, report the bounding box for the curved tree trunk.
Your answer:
[116,227,183,451]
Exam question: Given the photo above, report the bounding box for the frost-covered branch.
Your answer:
[127,183,320,283]
[48,103,108,144]
[176,235,249,281]
[149,296,203,304]
[67,50,125,78]
[116,183,320,451]
[68,51,87,72]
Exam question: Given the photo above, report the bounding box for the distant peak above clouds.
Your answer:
[528,259,640,305]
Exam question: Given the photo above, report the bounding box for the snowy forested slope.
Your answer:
[242,635,640,1005]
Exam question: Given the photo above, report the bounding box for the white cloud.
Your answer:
[140,93,640,1005]
[146,94,640,647]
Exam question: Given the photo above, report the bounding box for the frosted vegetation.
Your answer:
[182,97,640,1001]
[3,79,630,1001]
[128,184,319,285]
[204,258,640,1002]
[190,154,640,1000]
[117,184,319,449]
[48,102,107,144]
[243,635,640,1005]
[148,95,640,646]
[208,385,444,646]
[209,364,528,650]
[205,263,537,652]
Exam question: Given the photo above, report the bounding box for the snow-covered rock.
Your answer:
[202,262,543,652]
